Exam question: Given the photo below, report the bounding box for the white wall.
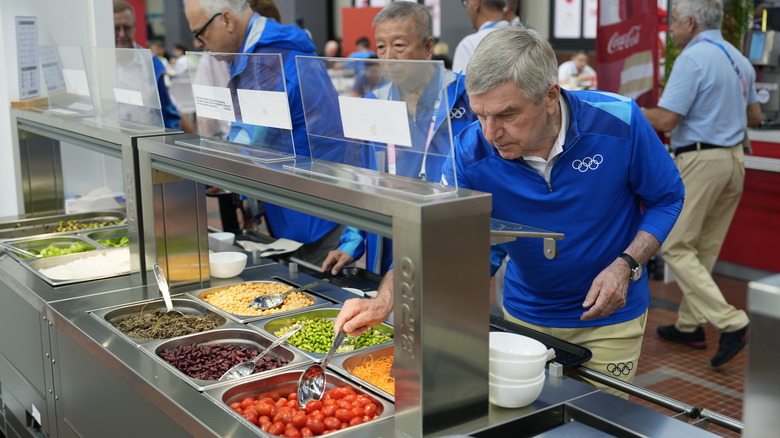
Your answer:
[0,0,113,218]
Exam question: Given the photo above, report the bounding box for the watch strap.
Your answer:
[619,253,640,270]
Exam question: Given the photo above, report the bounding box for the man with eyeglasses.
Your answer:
[113,0,193,132]
[452,0,512,74]
[182,0,344,265]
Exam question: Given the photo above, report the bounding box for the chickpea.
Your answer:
[203,282,315,316]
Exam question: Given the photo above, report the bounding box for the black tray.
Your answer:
[311,267,382,292]
[490,315,592,369]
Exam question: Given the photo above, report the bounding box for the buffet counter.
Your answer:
[0,250,722,438]
[719,129,780,274]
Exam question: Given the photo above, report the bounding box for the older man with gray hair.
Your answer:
[183,0,343,265]
[643,0,761,368]
[452,0,511,73]
[441,26,685,396]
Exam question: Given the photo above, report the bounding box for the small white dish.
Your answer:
[489,332,548,361]
[489,372,545,408]
[209,232,235,244]
[208,251,247,278]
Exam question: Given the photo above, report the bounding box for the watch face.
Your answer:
[631,267,642,281]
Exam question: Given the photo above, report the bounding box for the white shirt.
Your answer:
[558,60,597,89]
[522,98,568,183]
[452,20,511,74]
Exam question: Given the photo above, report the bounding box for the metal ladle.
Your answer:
[153,264,184,318]
[247,278,329,310]
[218,323,304,381]
[297,330,346,409]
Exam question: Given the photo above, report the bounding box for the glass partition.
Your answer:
[174,52,296,163]
[35,45,94,117]
[296,56,458,196]
[85,47,165,134]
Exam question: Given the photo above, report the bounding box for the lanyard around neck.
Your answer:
[697,37,748,101]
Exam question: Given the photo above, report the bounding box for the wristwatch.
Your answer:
[619,253,642,281]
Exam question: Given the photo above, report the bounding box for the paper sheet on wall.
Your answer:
[192,84,236,122]
[15,16,40,100]
[39,46,66,95]
[338,95,412,147]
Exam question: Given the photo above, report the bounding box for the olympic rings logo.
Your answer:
[572,154,603,172]
[450,106,466,118]
[606,361,634,376]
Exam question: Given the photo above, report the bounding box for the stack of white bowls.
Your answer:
[488,332,548,408]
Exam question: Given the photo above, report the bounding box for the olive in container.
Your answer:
[204,367,394,435]
[139,327,311,391]
[91,298,228,344]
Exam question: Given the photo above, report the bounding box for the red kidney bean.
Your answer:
[159,343,289,380]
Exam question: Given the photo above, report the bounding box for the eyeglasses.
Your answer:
[115,25,134,35]
[192,12,222,44]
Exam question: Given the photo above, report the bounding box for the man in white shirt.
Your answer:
[452,0,510,73]
[558,50,597,90]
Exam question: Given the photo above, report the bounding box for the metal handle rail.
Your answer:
[572,365,700,419]
[693,408,744,434]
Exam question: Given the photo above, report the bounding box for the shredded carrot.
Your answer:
[349,355,395,395]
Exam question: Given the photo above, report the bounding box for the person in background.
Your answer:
[322,2,477,279]
[183,0,343,265]
[246,0,281,22]
[432,40,452,70]
[171,42,198,77]
[114,0,194,133]
[349,55,388,97]
[345,36,376,76]
[323,39,344,70]
[452,0,510,74]
[558,50,597,90]
[502,0,526,27]
[642,0,761,368]
[337,27,685,398]
[149,41,174,77]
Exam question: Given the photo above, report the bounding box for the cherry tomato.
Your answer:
[331,387,347,399]
[364,403,377,417]
[274,406,294,425]
[307,410,324,422]
[300,426,314,437]
[323,416,340,430]
[276,397,289,407]
[255,403,273,417]
[343,387,356,397]
[258,415,271,425]
[305,418,325,435]
[305,400,323,414]
[350,407,364,419]
[343,394,356,404]
[241,397,255,409]
[321,404,337,417]
[230,402,242,411]
[355,395,371,406]
[259,397,276,406]
[362,414,372,423]
[268,421,285,436]
[284,426,301,437]
[291,412,308,429]
[287,399,299,409]
[340,422,349,429]
[242,409,258,424]
[349,416,364,426]
[288,392,298,401]
[338,400,352,410]
[261,421,273,433]
[334,408,355,423]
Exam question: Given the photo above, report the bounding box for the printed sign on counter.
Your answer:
[113,88,145,106]
[339,96,412,147]
[15,16,40,100]
[237,89,292,130]
[40,46,66,95]
[192,84,236,122]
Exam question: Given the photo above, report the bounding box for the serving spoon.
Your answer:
[297,330,346,409]
[218,323,304,381]
[247,278,329,310]
[153,263,184,318]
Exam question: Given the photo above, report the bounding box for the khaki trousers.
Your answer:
[503,308,647,399]
[661,144,750,333]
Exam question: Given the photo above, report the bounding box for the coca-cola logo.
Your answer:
[607,25,642,54]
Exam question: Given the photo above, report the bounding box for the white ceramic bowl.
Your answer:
[488,372,546,408]
[209,232,235,244]
[490,355,547,381]
[488,370,545,386]
[208,251,247,278]
[489,332,547,361]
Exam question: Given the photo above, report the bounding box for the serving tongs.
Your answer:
[248,278,329,310]
[0,243,41,259]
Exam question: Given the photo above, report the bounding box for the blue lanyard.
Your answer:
[698,37,748,101]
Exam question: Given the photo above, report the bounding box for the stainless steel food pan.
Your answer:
[140,327,311,392]
[204,367,394,435]
[187,280,332,324]
[83,226,128,247]
[90,297,229,345]
[330,344,395,402]
[1,235,97,260]
[24,247,131,287]
[253,306,394,361]
[0,210,125,240]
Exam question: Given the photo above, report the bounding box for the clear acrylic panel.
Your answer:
[174,52,296,163]
[296,56,458,197]
[85,47,165,134]
[35,45,94,117]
